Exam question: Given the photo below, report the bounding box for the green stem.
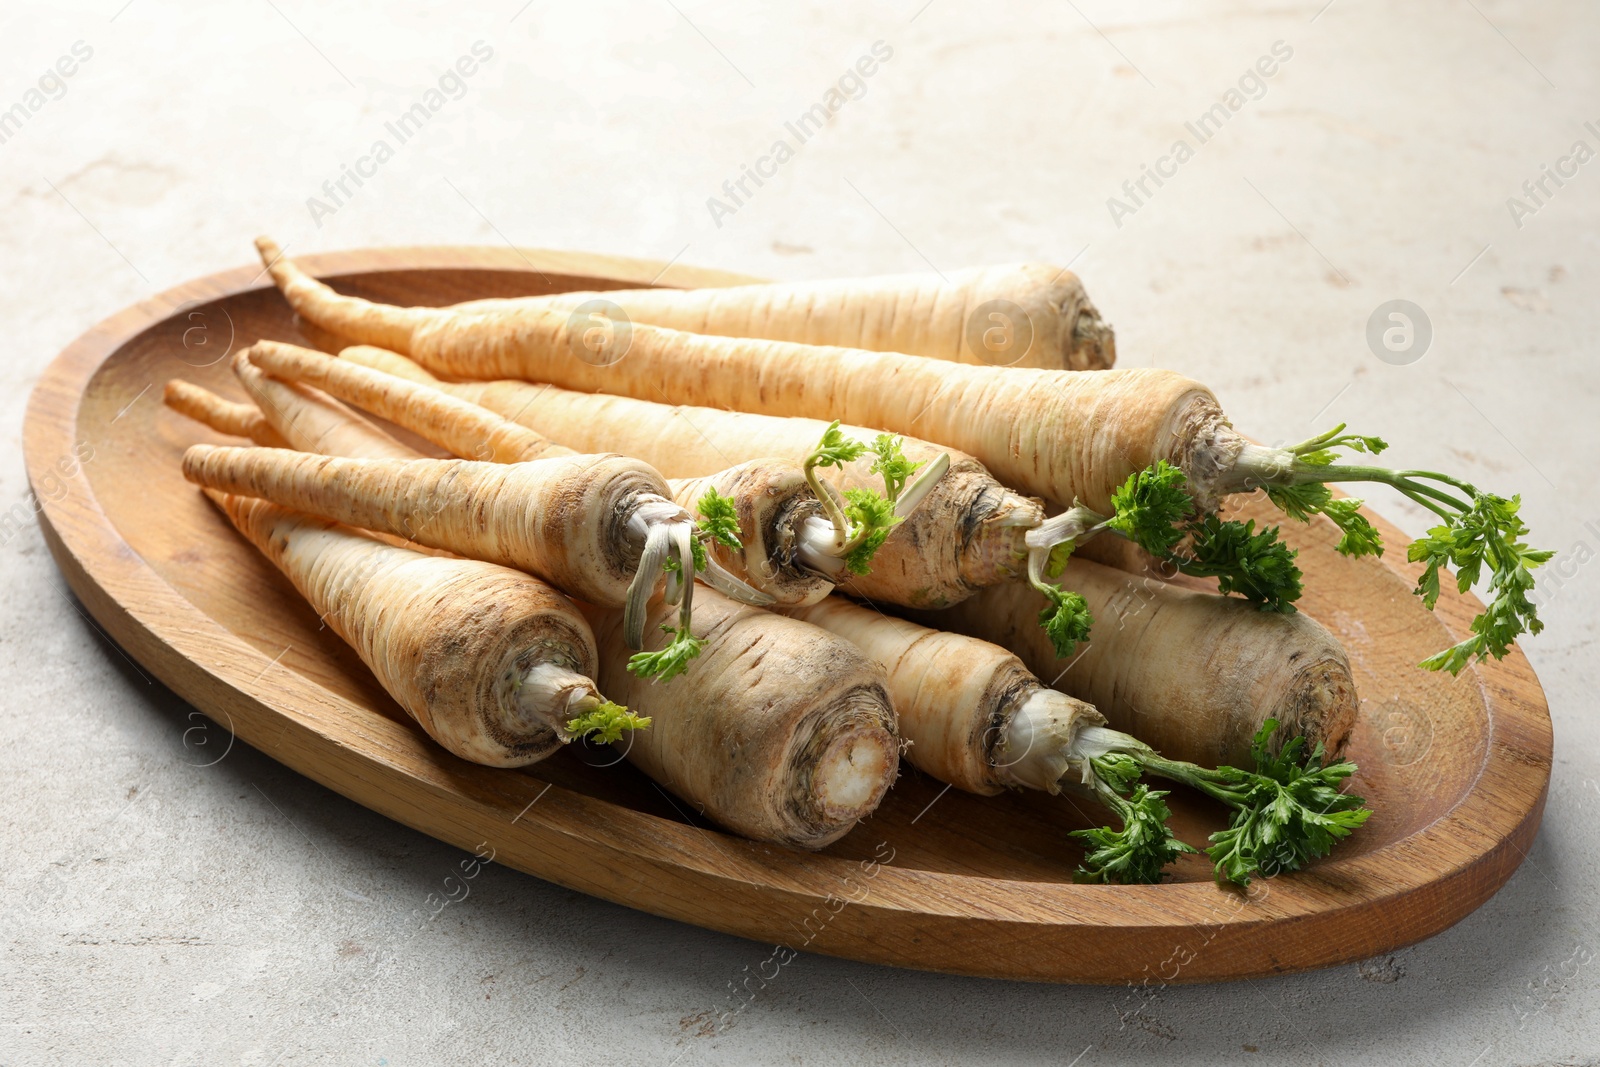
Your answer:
[1085,770,1137,821]
[802,455,853,553]
[1070,721,1371,886]
[1068,767,1196,885]
[1224,428,1552,674]
[1285,425,1346,454]
[1068,726,1214,796]
[1290,463,1475,516]
[800,426,943,569]
[1137,754,1249,806]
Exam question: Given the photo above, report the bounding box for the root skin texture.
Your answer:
[163,380,290,447]
[248,340,574,464]
[447,262,1116,371]
[208,491,598,767]
[583,588,898,850]
[668,460,832,606]
[231,349,414,460]
[386,309,1209,514]
[182,445,666,608]
[787,596,1104,797]
[903,557,1358,768]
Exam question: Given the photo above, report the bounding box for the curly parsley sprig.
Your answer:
[564,701,652,744]
[801,422,948,576]
[1233,424,1552,673]
[1023,461,1305,658]
[1110,461,1303,613]
[1139,718,1371,886]
[694,487,744,552]
[1067,720,1371,886]
[1070,753,1197,885]
[626,624,707,683]
[622,494,773,682]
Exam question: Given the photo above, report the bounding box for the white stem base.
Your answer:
[512,662,604,739]
[993,689,1089,793]
[992,692,1152,794]
[794,514,849,577]
[1215,442,1299,495]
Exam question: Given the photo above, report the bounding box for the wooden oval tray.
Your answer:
[23,246,1552,983]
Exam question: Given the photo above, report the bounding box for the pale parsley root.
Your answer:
[1084,717,1371,886]
[1226,425,1552,673]
[564,700,652,744]
[798,421,950,577]
[1025,460,1304,659]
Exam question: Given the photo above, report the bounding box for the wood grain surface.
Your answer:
[21,245,1552,983]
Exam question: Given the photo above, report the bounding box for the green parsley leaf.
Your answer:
[1180,515,1304,612]
[840,486,901,575]
[808,420,869,469]
[626,625,707,682]
[1072,782,1197,885]
[695,487,743,551]
[1035,582,1094,657]
[565,702,651,744]
[1406,493,1552,674]
[1105,460,1192,557]
[1200,719,1371,885]
[867,434,923,503]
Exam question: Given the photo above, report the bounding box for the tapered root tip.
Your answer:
[180,443,223,485]
[254,236,283,265]
[244,338,294,365]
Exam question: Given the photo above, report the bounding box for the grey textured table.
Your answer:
[4,2,1596,1064]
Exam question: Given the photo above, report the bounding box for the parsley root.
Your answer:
[229,348,413,460]
[205,491,643,766]
[179,444,772,676]
[790,596,1367,884]
[162,379,288,448]
[332,348,1301,659]
[465,263,1113,370]
[244,340,573,464]
[903,556,1358,769]
[288,266,1543,673]
[784,596,1188,883]
[261,246,1530,669]
[260,234,1111,371]
[581,588,899,849]
[243,342,922,606]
